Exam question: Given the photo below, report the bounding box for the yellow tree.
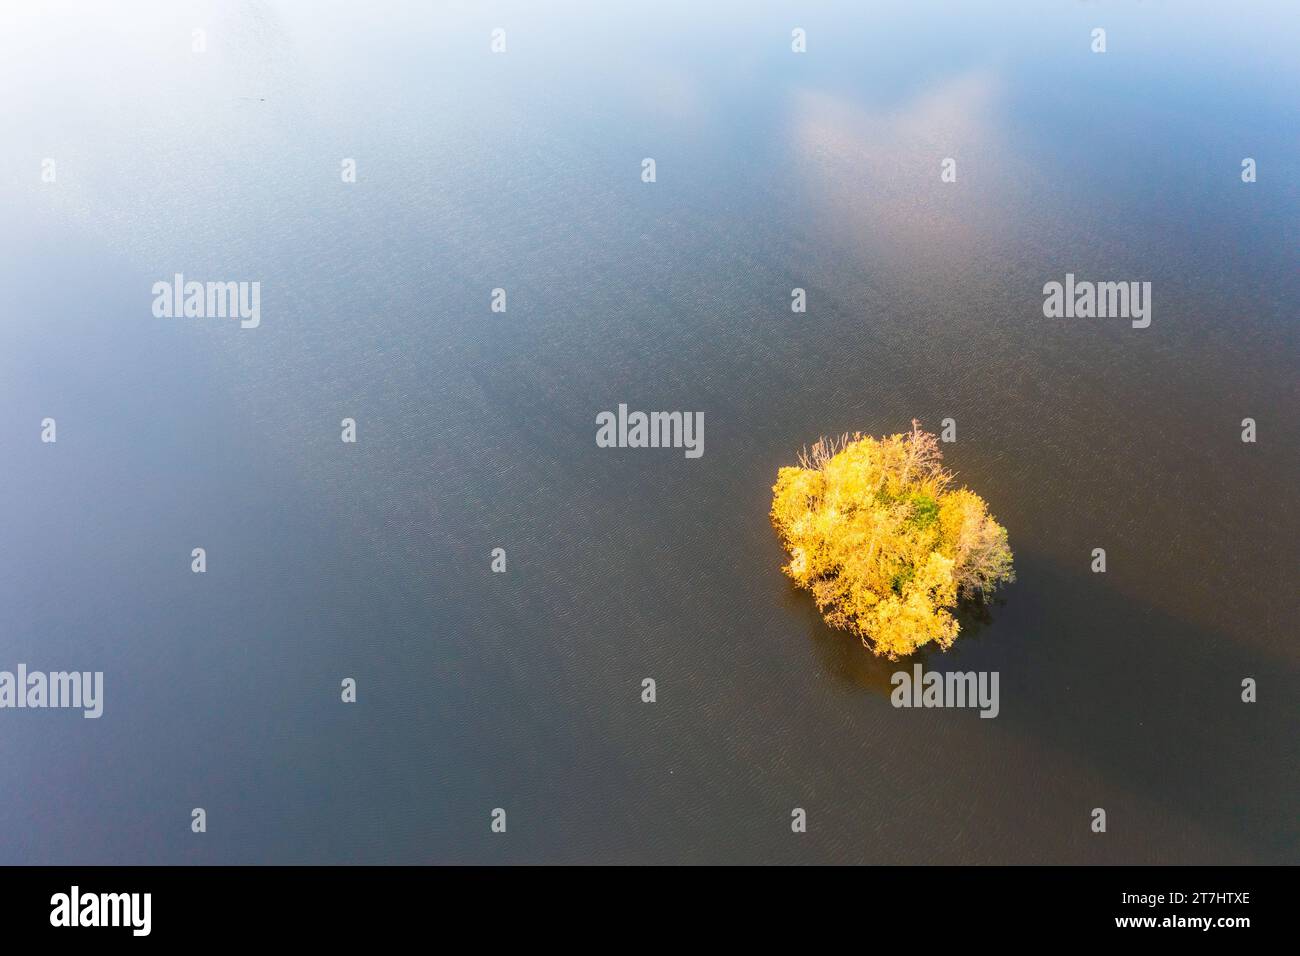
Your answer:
[771,422,1014,658]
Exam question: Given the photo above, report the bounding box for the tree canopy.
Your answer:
[771,422,1014,658]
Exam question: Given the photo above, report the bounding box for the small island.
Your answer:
[771,421,1014,659]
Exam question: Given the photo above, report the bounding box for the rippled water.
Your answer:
[1,1,1296,863]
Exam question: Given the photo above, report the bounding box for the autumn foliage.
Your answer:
[771,422,1014,658]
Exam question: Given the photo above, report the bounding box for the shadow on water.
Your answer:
[791,582,1006,695]
[789,556,1297,861]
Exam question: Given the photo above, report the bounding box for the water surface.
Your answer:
[0,0,1296,863]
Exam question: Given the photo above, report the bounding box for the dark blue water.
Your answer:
[1,1,1296,863]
